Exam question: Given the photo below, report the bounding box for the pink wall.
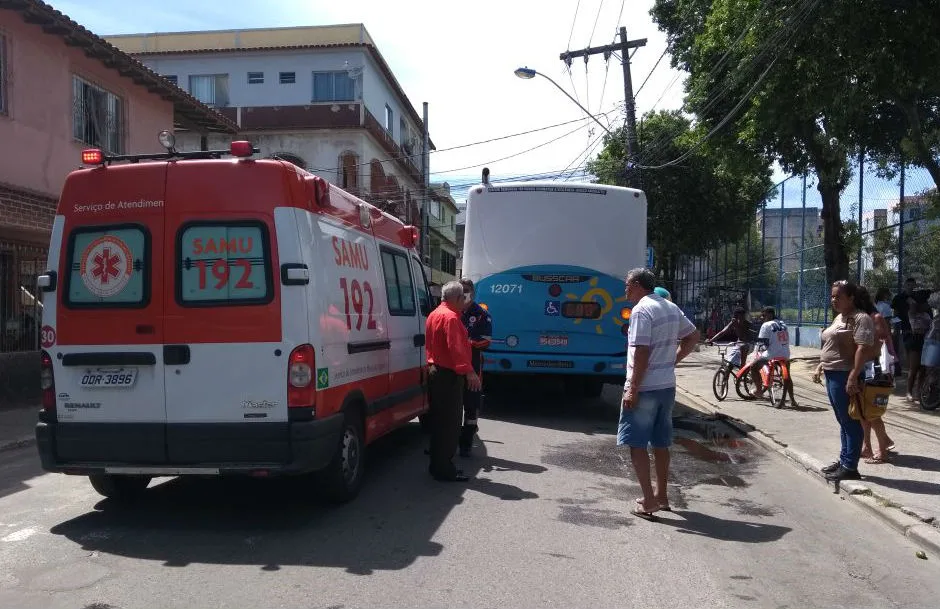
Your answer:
[0,13,174,198]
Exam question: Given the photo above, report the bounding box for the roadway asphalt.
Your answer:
[1,384,939,608]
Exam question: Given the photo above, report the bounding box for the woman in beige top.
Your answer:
[812,280,875,481]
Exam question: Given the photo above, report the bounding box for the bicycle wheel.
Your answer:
[769,362,786,409]
[712,367,729,401]
[735,371,755,399]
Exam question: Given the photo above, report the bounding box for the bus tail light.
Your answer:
[40,351,56,418]
[479,303,489,311]
[548,283,562,297]
[288,344,316,408]
[620,307,632,320]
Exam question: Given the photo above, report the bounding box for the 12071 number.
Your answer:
[340,278,377,331]
[490,284,523,294]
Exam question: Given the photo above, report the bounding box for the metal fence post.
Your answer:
[798,173,807,327]
[778,182,785,311]
[857,151,865,282]
[897,159,906,292]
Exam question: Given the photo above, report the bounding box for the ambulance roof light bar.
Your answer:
[79,132,260,166]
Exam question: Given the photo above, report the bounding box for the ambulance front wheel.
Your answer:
[319,407,365,503]
[88,474,152,501]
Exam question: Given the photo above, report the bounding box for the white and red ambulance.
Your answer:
[35,138,431,503]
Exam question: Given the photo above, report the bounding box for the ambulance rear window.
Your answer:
[176,221,273,306]
[64,225,149,308]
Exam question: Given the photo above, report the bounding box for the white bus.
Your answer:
[461,177,648,396]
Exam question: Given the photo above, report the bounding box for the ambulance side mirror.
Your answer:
[38,271,57,292]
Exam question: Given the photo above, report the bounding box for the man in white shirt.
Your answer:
[751,306,795,405]
[619,268,700,520]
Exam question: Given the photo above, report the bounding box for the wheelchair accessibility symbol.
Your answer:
[545,300,560,316]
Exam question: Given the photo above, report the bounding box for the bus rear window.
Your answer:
[65,225,149,308]
[562,301,601,319]
[177,222,272,306]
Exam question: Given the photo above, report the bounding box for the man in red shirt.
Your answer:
[426,281,482,482]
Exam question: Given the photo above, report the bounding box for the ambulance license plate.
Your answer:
[80,368,138,388]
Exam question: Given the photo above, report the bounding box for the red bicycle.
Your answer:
[711,342,789,408]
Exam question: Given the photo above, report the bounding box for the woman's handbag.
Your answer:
[849,379,892,421]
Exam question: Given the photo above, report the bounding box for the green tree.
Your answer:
[587,110,771,281]
[837,2,940,191]
[650,0,878,286]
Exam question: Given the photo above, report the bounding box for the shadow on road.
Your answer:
[481,383,618,436]
[658,510,791,543]
[48,422,543,574]
[861,474,940,496]
[0,446,45,502]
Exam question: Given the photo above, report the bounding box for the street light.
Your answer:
[514,66,613,137]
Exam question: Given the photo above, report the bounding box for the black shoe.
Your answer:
[821,461,841,474]
[431,470,468,482]
[825,465,861,481]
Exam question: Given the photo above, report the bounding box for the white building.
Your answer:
[107,25,436,262]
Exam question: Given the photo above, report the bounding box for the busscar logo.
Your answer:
[242,399,278,410]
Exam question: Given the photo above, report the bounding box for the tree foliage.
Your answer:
[586,110,771,279]
[648,0,940,286]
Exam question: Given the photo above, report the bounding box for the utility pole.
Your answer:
[422,102,431,269]
[560,26,646,187]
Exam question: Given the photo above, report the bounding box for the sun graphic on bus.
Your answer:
[566,277,629,335]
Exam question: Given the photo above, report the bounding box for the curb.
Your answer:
[0,436,35,454]
[675,384,940,558]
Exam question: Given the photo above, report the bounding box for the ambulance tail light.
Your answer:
[81,149,104,165]
[288,344,316,408]
[230,141,255,158]
[40,350,56,419]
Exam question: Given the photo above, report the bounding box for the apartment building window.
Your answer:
[384,104,394,135]
[312,71,354,102]
[0,34,7,115]
[429,200,441,220]
[247,72,264,85]
[400,118,408,146]
[189,74,229,107]
[72,76,124,154]
[440,251,456,276]
[279,71,296,84]
[164,75,178,86]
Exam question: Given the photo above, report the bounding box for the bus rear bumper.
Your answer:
[483,353,626,384]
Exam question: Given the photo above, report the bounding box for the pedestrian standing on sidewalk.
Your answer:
[812,280,876,481]
[425,281,483,482]
[619,268,700,520]
[458,278,492,457]
[855,286,896,464]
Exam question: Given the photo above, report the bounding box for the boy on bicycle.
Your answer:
[708,307,754,367]
[752,307,796,406]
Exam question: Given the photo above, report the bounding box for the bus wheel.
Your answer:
[583,381,604,398]
[88,474,151,501]
[319,407,366,504]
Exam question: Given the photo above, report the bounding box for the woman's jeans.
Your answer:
[824,370,863,470]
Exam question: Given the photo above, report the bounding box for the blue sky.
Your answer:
[52,0,932,209]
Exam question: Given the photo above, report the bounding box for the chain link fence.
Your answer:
[671,159,939,340]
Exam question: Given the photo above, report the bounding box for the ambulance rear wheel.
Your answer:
[319,408,365,504]
[88,474,151,501]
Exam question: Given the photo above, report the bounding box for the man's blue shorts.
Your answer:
[617,387,676,448]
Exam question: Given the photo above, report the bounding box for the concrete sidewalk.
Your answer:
[677,345,940,554]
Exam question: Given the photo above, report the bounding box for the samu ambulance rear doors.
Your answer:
[161,160,302,464]
[51,164,168,463]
